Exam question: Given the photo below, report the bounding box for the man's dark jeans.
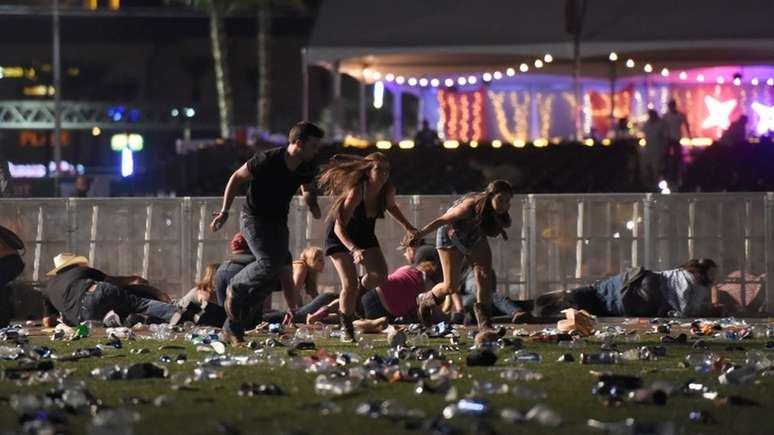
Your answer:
[0,255,24,326]
[79,281,177,323]
[223,213,288,337]
[214,261,250,306]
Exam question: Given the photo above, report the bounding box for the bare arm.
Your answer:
[278,265,297,310]
[385,185,416,232]
[411,198,475,243]
[210,163,252,232]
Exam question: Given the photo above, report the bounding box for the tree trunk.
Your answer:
[209,3,233,139]
[257,3,271,132]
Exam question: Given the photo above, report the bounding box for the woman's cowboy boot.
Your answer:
[473,302,503,346]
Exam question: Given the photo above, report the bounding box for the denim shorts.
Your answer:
[436,225,477,256]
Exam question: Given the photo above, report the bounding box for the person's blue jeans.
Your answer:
[594,273,626,316]
[263,293,338,323]
[224,213,289,336]
[79,281,177,323]
[459,266,521,316]
[214,261,249,306]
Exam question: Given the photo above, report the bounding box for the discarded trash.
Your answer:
[443,398,489,418]
[688,410,718,424]
[557,353,575,362]
[557,308,595,336]
[498,367,544,381]
[467,349,497,366]
[525,404,562,427]
[580,352,619,365]
[238,382,284,396]
[628,388,668,405]
[718,365,758,385]
[314,374,359,396]
[513,350,541,363]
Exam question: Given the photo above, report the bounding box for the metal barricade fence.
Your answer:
[1,193,771,313]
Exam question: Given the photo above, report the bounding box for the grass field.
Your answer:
[1,321,773,435]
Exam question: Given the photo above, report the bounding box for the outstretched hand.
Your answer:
[210,212,228,232]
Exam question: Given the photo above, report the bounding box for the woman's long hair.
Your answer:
[195,263,219,300]
[318,152,389,222]
[297,246,324,294]
[470,179,513,239]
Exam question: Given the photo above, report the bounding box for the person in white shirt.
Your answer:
[641,110,669,187]
[661,100,692,185]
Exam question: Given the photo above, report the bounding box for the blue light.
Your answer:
[121,146,134,177]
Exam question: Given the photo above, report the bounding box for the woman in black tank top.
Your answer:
[318,153,416,342]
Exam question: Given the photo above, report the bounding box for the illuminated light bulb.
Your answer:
[430,78,440,87]
[419,78,429,87]
[444,78,454,87]
[482,72,492,82]
[660,68,669,77]
[716,76,724,84]
[733,77,741,86]
[519,63,529,72]
[697,74,705,82]
[679,71,687,80]
[544,54,553,63]
[395,76,405,84]
[626,59,635,68]
[767,78,774,86]
[385,73,395,82]
[407,77,417,86]
[534,59,544,68]
[751,78,759,86]
[608,52,618,61]
[644,64,653,73]
[491,139,502,148]
[457,77,467,86]
[372,71,381,80]
[467,76,477,84]
[493,71,503,80]
[506,68,516,77]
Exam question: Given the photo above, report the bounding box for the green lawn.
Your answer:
[1,322,773,435]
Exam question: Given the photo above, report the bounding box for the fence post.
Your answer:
[526,194,537,299]
[180,197,193,297]
[765,192,774,314]
[65,198,75,252]
[643,193,655,269]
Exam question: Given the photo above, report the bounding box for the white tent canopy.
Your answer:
[307,0,774,80]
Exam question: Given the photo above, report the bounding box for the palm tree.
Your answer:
[169,0,234,139]
[252,0,305,133]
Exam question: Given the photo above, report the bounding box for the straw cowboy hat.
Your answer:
[47,252,89,276]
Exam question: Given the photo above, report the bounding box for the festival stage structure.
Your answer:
[306,0,774,143]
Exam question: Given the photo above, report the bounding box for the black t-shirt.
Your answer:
[43,265,106,325]
[243,147,318,220]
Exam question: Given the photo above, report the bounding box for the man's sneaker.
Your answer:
[102,310,122,328]
[416,291,437,328]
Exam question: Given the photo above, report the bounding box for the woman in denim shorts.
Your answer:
[407,180,512,342]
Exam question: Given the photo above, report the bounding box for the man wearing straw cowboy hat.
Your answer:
[42,252,182,326]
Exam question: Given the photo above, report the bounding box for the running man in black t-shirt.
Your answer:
[210,121,324,344]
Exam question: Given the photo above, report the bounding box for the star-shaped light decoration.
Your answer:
[701,96,737,130]
[752,102,774,135]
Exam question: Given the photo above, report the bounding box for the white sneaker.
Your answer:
[102,310,122,328]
